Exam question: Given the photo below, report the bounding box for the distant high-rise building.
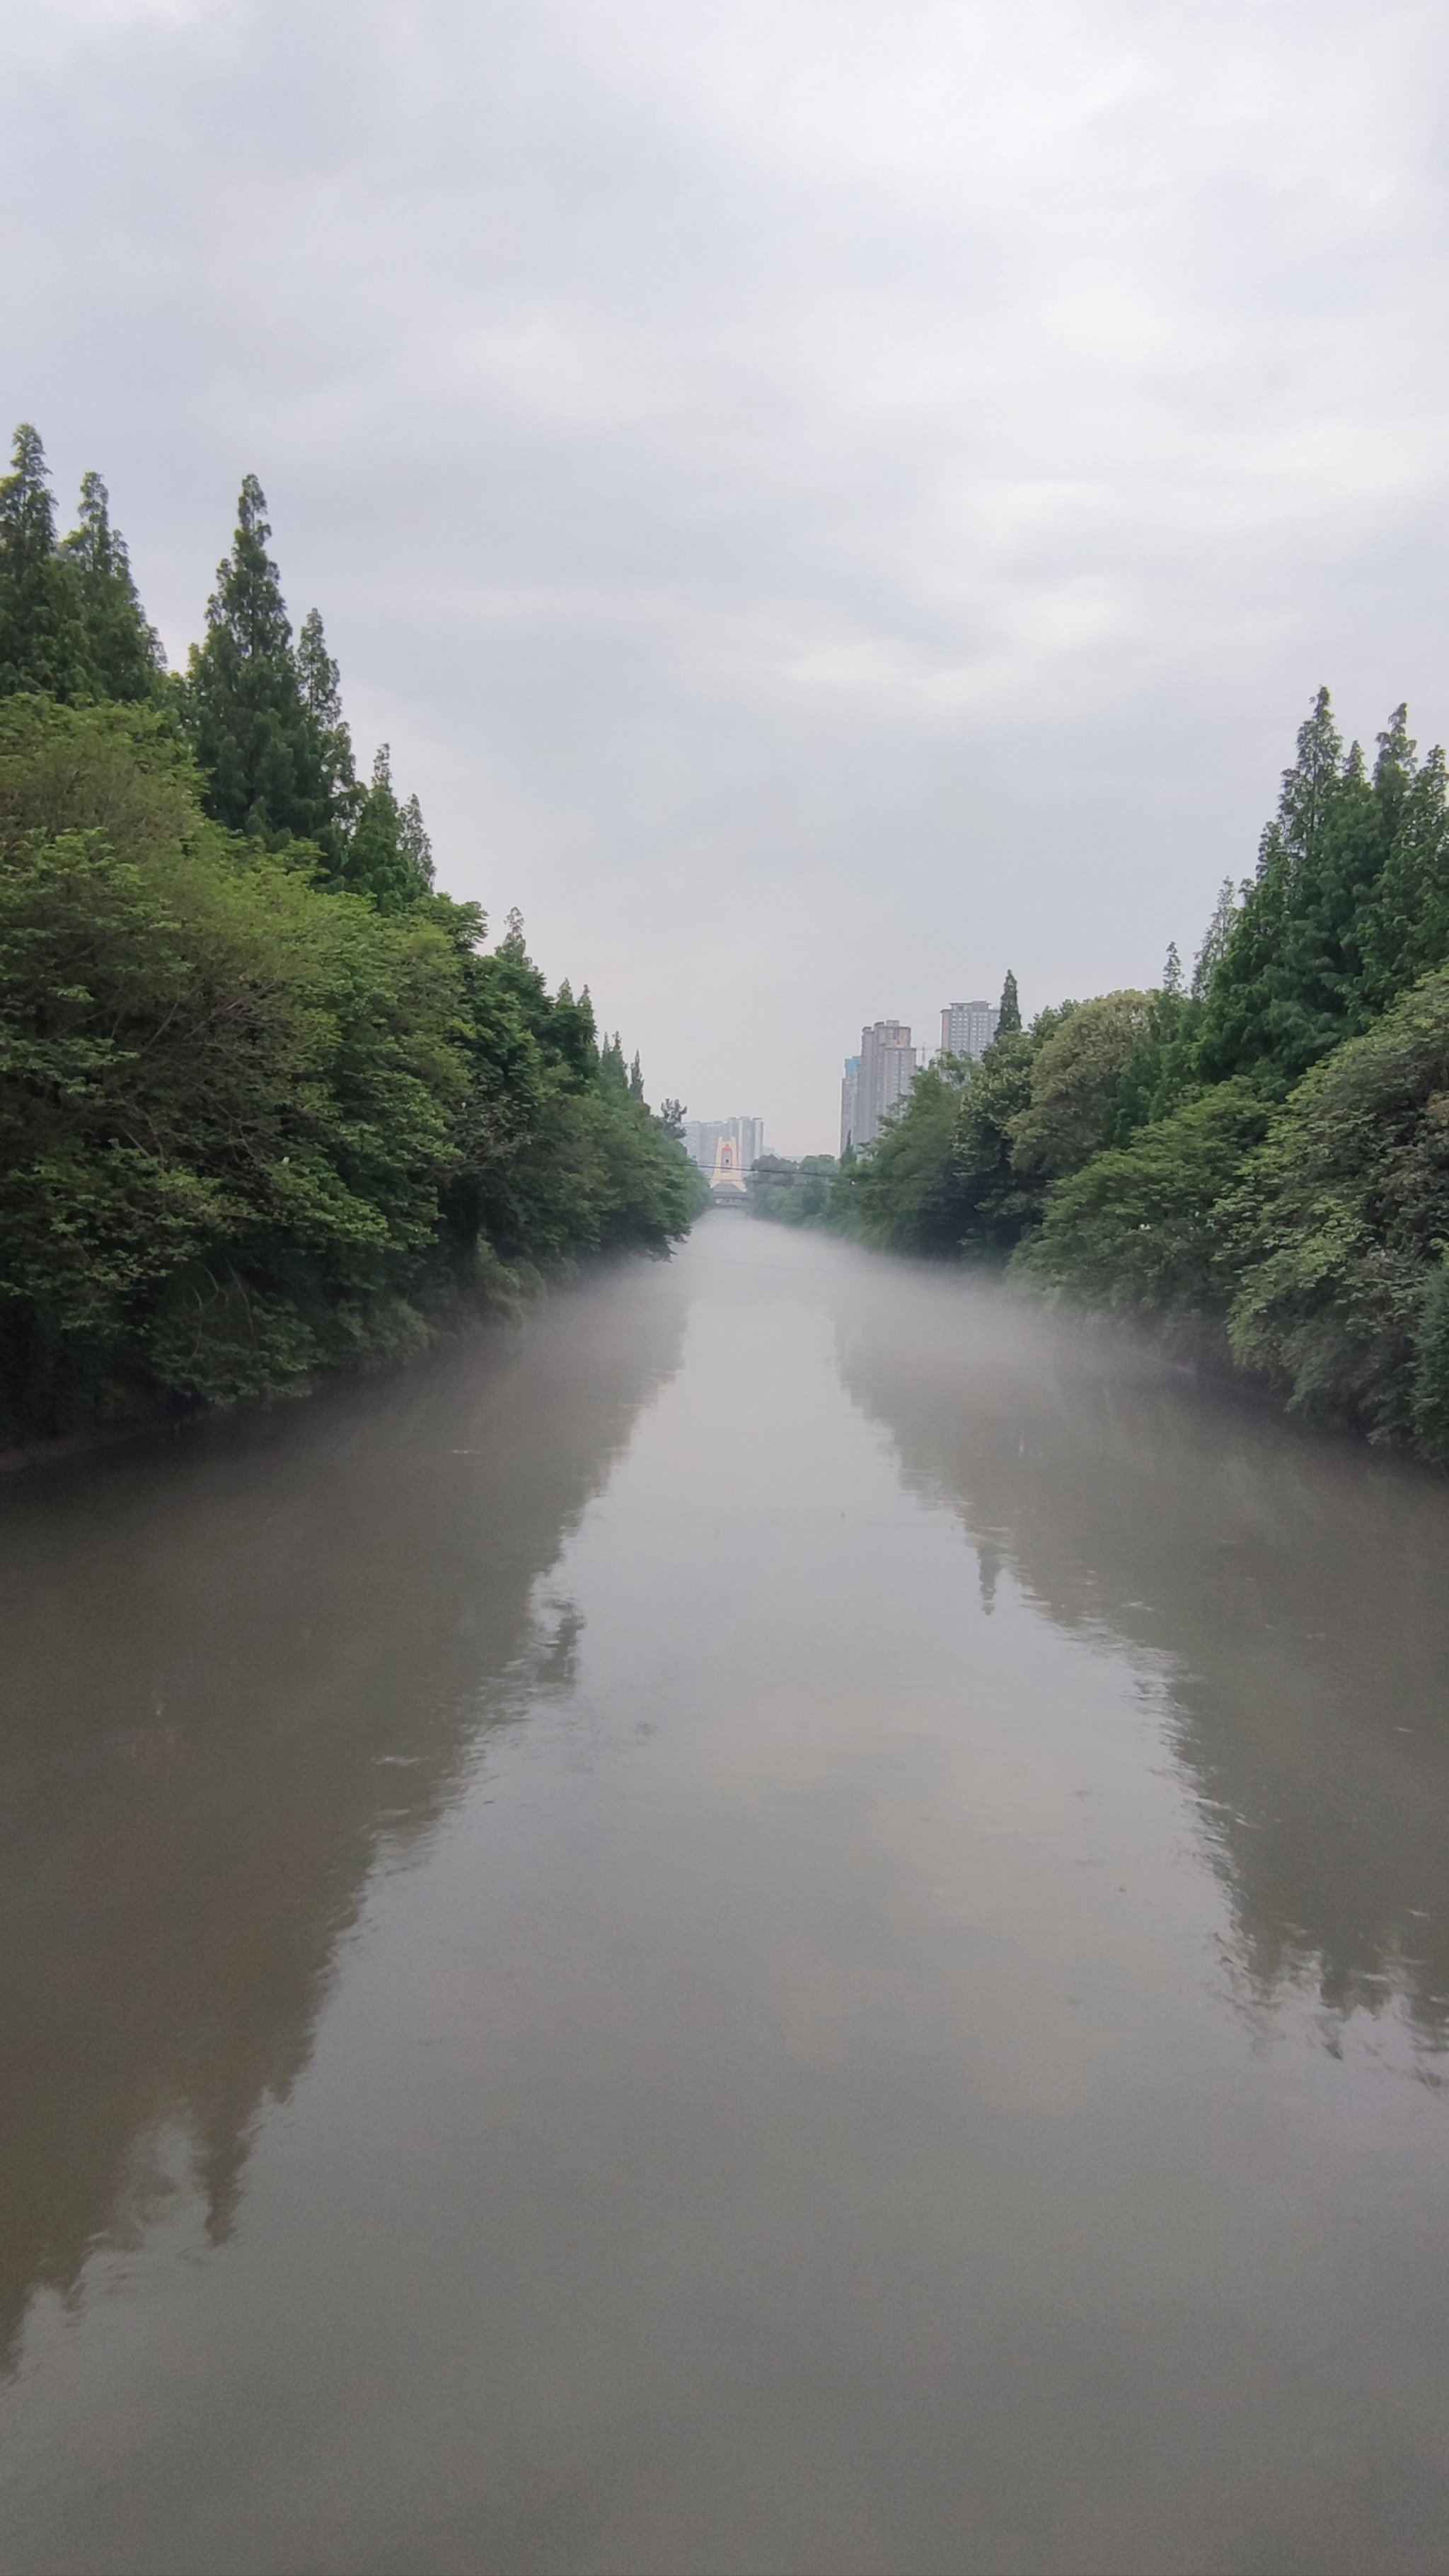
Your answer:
[734,1116,763,1172]
[940,999,1000,1062]
[683,1120,716,1177]
[684,1115,764,1179]
[840,1055,861,1156]
[849,1022,916,1149]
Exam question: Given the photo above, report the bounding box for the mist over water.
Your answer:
[833,1266,1449,2056]
[3,1215,1447,2573]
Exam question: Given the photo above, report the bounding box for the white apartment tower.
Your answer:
[940,1000,1000,1062]
[845,1021,916,1150]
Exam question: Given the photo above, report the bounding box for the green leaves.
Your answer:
[1196,688,1449,1091]
[842,1057,974,1254]
[0,427,91,705]
[60,471,166,705]
[1008,992,1155,1177]
[0,432,168,712]
[183,475,332,845]
[748,678,1449,1463]
[746,1155,836,1228]
[342,744,434,911]
[0,702,697,1440]
[1224,970,1449,1438]
[1020,1084,1269,1334]
[1,430,442,922]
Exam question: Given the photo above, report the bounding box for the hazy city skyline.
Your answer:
[8,1,1449,1151]
[684,1116,764,1178]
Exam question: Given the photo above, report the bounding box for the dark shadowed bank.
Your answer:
[0,429,708,1452]
[750,691,1449,1464]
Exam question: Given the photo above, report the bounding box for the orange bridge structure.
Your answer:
[710,1136,749,1206]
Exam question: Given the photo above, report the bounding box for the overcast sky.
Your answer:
[4,0,1448,1149]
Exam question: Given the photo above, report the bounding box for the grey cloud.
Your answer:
[4,0,1448,1146]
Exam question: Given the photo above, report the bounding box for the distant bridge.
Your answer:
[709,1137,750,1206]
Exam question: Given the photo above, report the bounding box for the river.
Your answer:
[2,1213,1448,2574]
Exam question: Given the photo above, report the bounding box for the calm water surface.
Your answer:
[3,1215,1448,2574]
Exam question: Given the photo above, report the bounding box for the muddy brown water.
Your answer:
[2,1213,1448,2574]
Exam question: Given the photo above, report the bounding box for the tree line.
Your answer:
[0,425,705,1447]
[752,691,1449,1460]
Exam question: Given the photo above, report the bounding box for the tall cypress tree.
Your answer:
[1197,688,1390,1088]
[1191,880,1239,1000]
[185,475,328,841]
[296,607,356,816]
[996,969,1021,1036]
[1357,724,1449,1010]
[60,470,165,704]
[345,744,434,911]
[0,424,88,703]
[549,978,597,1079]
[399,792,434,889]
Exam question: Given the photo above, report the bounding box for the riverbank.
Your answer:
[0,1242,673,1476]
[1,694,703,1454]
[753,949,1449,1465]
[0,454,706,1455]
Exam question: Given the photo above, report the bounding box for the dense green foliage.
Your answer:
[185,473,334,850]
[0,429,700,1445]
[1226,974,1449,1443]
[1020,1085,1269,1337]
[1195,694,1448,1087]
[748,1153,838,1226]
[845,1061,977,1254]
[0,430,163,708]
[761,712,1449,1459]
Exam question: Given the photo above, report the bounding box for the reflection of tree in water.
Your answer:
[0,1264,687,2369]
[835,1280,1449,2060]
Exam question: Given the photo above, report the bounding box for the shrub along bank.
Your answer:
[752,693,1449,1460]
[0,428,705,1445]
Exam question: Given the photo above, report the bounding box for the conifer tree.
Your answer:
[1111,946,1197,1142]
[996,969,1021,1036]
[1191,880,1239,1000]
[399,792,434,889]
[296,606,357,821]
[1358,732,1449,1010]
[345,744,434,911]
[1197,688,1390,1087]
[184,475,328,841]
[549,977,597,1078]
[0,425,88,703]
[347,742,403,905]
[59,471,164,703]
